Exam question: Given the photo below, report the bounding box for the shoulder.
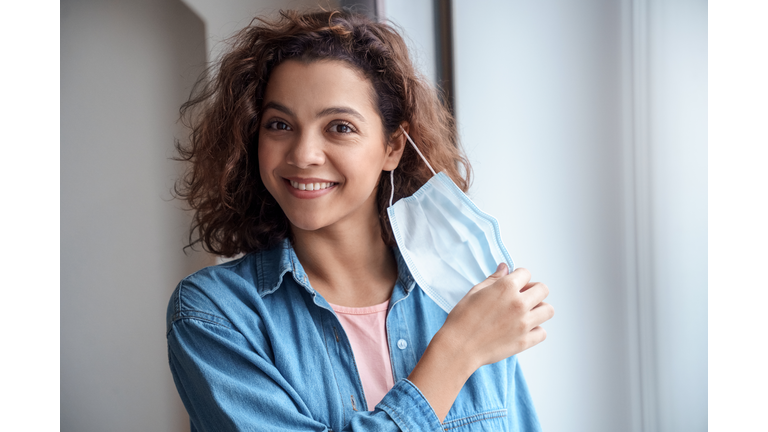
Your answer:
[165,244,290,334]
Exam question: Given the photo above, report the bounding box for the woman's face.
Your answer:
[258,59,403,234]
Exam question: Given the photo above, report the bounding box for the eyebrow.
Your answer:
[316,106,367,123]
[262,101,295,117]
[262,101,366,123]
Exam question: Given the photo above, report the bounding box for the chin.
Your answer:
[286,214,329,232]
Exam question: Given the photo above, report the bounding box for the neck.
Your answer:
[291,204,398,307]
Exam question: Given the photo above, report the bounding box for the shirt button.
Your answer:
[397,339,407,350]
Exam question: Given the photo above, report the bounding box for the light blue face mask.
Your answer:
[387,126,515,313]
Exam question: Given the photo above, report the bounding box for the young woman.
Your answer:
[167,9,554,432]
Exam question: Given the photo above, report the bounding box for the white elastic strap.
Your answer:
[399,126,437,176]
[389,169,395,207]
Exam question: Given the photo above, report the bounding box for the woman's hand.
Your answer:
[441,263,554,371]
[407,264,554,422]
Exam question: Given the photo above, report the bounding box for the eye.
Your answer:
[265,120,291,131]
[329,121,356,134]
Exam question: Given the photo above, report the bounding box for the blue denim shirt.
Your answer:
[166,240,542,431]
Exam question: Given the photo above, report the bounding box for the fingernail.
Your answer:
[496,262,507,274]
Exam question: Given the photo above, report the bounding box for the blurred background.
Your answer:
[61,0,707,431]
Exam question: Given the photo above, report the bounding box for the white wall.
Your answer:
[648,0,707,430]
[453,1,631,430]
[384,0,437,84]
[451,0,707,431]
[61,1,208,431]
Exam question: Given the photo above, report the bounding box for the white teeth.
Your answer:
[289,180,335,191]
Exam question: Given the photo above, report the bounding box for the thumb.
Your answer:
[468,262,509,294]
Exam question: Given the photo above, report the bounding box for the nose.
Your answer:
[286,131,325,169]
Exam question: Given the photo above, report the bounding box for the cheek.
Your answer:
[342,153,386,193]
[257,140,277,181]
[257,149,283,200]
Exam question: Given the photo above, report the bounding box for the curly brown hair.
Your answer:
[175,9,471,257]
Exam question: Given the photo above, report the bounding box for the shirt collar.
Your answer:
[392,246,415,290]
[255,238,415,297]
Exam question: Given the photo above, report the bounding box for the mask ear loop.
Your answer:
[399,126,437,176]
[389,169,395,207]
[390,126,437,207]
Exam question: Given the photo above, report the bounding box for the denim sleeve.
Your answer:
[168,315,444,432]
[506,356,542,432]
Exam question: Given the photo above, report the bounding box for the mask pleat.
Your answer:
[388,168,515,312]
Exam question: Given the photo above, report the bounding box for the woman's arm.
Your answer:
[408,264,553,422]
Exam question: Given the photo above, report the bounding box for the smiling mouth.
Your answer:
[288,180,338,191]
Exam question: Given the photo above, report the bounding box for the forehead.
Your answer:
[263,59,378,117]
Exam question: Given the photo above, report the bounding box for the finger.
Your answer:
[527,326,548,347]
[528,302,555,327]
[468,262,509,294]
[521,282,550,309]
[520,281,536,293]
[495,262,510,276]
[504,268,532,292]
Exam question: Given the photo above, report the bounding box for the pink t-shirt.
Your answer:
[328,299,395,411]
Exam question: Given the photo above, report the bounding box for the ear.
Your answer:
[382,122,408,171]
